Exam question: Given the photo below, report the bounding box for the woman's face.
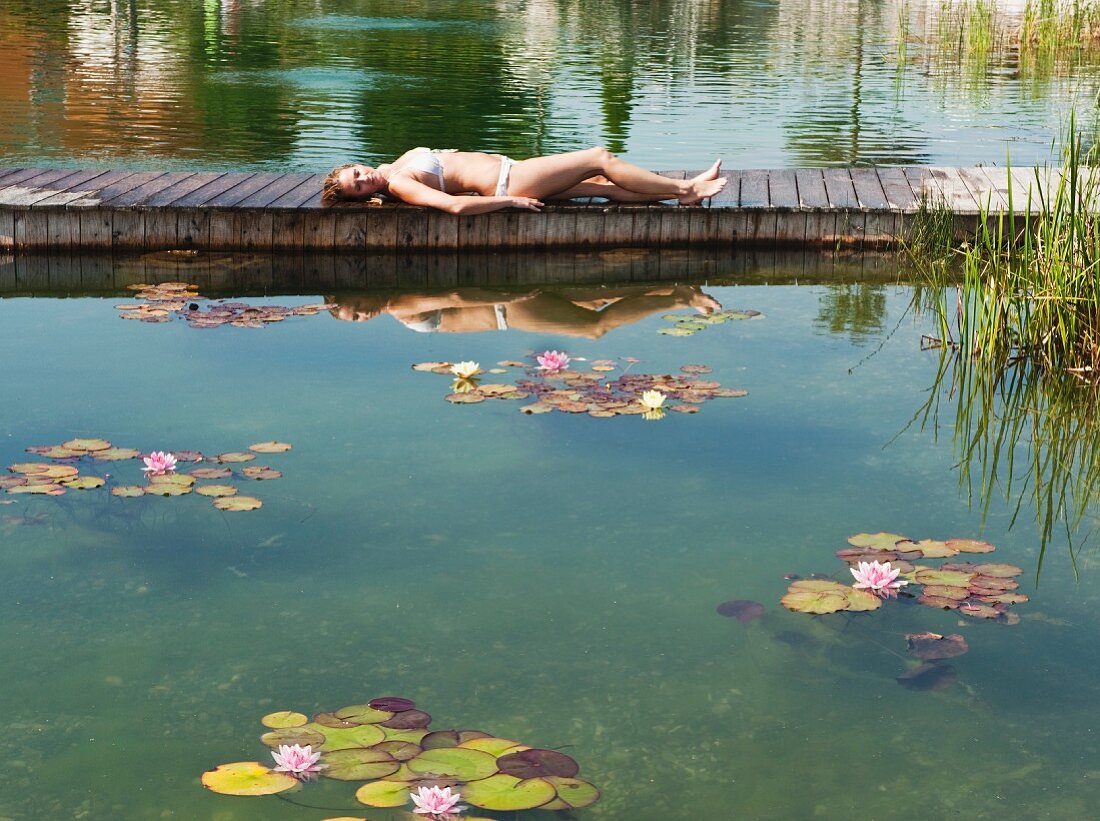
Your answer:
[337,164,385,199]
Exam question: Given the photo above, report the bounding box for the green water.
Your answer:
[2,255,1099,819]
[2,0,1100,170]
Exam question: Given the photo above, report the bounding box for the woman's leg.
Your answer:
[548,179,670,203]
[508,147,726,204]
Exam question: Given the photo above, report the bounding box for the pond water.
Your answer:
[1,250,1099,819]
[2,0,1100,171]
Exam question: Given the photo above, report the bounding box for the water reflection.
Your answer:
[1,0,1098,169]
[328,284,721,336]
[915,345,1100,574]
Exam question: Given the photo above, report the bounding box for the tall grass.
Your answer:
[915,131,1100,380]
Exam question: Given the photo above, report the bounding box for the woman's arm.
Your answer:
[387,176,543,214]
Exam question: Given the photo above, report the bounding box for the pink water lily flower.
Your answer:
[851,559,909,598]
[536,350,570,373]
[411,785,465,816]
[271,743,323,780]
[142,451,177,476]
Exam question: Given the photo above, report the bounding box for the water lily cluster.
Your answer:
[414,353,748,420]
[658,308,764,337]
[3,438,293,512]
[117,281,329,328]
[201,696,601,814]
[781,532,1028,624]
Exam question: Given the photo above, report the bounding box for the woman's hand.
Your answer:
[509,196,544,211]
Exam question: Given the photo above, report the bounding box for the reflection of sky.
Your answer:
[1,0,1099,169]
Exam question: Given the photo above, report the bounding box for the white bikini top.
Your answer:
[400,148,447,190]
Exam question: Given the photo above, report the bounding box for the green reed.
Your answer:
[912,341,1100,577]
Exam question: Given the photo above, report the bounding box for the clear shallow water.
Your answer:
[1,254,1099,819]
[1,0,1099,171]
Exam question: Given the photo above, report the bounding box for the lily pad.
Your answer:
[93,447,141,461]
[969,576,1019,593]
[261,711,308,729]
[27,445,81,459]
[111,485,145,497]
[497,749,579,779]
[407,748,498,781]
[715,600,764,622]
[7,484,64,496]
[334,704,394,725]
[959,602,1001,619]
[60,476,105,490]
[541,776,600,810]
[914,569,974,588]
[196,484,238,497]
[213,495,262,511]
[369,697,415,713]
[249,441,292,453]
[445,393,485,404]
[173,450,205,462]
[461,774,556,811]
[380,710,431,730]
[413,361,452,372]
[978,592,1029,605]
[946,538,996,554]
[191,467,232,479]
[201,762,297,796]
[372,741,422,761]
[917,595,962,609]
[972,563,1023,578]
[260,726,326,749]
[216,452,256,463]
[921,585,969,600]
[381,727,429,744]
[658,327,697,336]
[144,483,191,497]
[241,466,282,480]
[150,473,195,487]
[315,723,386,751]
[906,632,969,660]
[897,662,957,691]
[421,730,490,750]
[63,438,111,452]
[457,737,527,756]
[322,748,399,781]
[780,587,849,614]
[9,463,73,477]
[906,539,959,559]
[847,532,907,550]
[842,588,884,612]
[355,779,412,808]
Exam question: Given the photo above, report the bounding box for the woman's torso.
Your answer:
[386,149,505,196]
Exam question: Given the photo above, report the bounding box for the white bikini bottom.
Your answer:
[495,156,514,197]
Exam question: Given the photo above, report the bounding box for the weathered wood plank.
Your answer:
[171,172,255,207]
[739,170,769,207]
[102,172,195,207]
[13,209,50,249]
[145,208,180,248]
[794,169,829,208]
[850,169,889,210]
[957,166,1005,212]
[177,209,210,248]
[708,171,740,208]
[234,173,316,209]
[143,172,227,207]
[79,209,113,249]
[0,167,32,186]
[0,208,13,249]
[268,174,325,208]
[822,169,859,209]
[0,169,87,206]
[876,167,918,211]
[930,167,981,213]
[111,209,146,250]
[396,206,430,252]
[768,169,799,210]
[237,210,273,251]
[29,169,114,206]
[74,171,166,207]
[202,173,284,208]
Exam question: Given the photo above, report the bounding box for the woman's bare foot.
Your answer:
[679,159,726,204]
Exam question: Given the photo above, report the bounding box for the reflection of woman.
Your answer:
[321,147,727,213]
[329,285,721,339]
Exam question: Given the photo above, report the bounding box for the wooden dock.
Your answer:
[0,165,1064,253]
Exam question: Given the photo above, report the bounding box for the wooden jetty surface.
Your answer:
[0,165,1069,253]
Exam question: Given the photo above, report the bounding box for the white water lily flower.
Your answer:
[450,361,481,379]
[639,390,666,410]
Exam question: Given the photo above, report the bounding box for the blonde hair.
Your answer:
[321,163,355,207]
